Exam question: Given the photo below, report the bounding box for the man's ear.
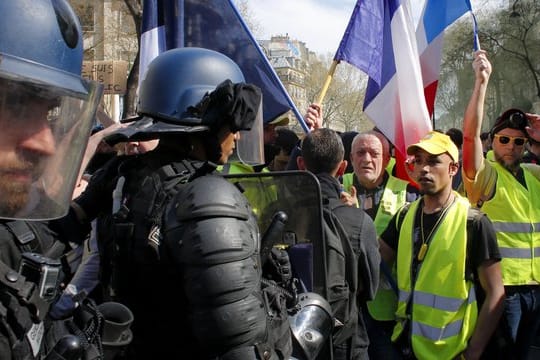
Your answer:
[336,160,347,177]
[297,156,306,170]
[449,161,459,177]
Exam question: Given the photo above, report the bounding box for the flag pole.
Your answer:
[316,60,339,104]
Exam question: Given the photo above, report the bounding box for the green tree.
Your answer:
[436,0,540,131]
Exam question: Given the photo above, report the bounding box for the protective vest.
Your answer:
[101,158,214,359]
[108,156,291,359]
[392,196,478,360]
[342,173,408,320]
[480,162,540,285]
[0,221,102,360]
[163,175,291,359]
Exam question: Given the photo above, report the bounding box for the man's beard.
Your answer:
[0,153,44,217]
[0,179,30,216]
[494,152,521,174]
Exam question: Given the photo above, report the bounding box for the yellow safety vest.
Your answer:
[342,173,409,320]
[392,196,477,360]
[480,162,540,285]
[217,162,275,218]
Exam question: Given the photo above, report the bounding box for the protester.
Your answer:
[297,128,380,360]
[379,131,504,359]
[462,50,540,360]
[0,0,104,357]
[342,130,418,359]
[268,127,300,171]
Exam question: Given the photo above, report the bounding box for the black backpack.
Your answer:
[322,198,362,345]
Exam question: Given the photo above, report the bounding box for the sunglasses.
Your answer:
[493,134,527,146]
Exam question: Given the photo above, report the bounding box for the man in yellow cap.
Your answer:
[378,131,505,359]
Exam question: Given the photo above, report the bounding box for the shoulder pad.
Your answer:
[174,175,250,221]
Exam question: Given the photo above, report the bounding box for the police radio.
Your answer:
[19,252,61,302]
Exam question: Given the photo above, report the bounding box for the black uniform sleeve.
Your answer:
[73,155,122,221]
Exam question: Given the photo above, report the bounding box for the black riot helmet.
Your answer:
[0,0,103,220]
[120,48,264,165]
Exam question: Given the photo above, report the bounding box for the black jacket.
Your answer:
[316,173,380,352]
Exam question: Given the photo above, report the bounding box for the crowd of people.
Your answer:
[2,1,540,360]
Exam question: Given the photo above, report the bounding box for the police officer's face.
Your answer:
[216,125,239,164]
[411,150,456,196]
[351,135,389,188]
[0,81,56,214]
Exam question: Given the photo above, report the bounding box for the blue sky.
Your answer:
[245,0,503,55]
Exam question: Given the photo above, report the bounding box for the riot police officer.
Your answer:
[0,0,103,358]
[67,47,298,359]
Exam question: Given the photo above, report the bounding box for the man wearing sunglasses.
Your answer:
[462,50,540,360]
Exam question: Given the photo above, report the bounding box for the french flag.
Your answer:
[417,0,475,116]
[139,0,179,85]
[335,0,474,177]
[138,0,307,130]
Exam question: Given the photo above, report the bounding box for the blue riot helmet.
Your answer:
[129,47,264,165]
[0,0,103,220]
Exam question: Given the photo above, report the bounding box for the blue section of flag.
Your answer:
[422,0,472,43]
[141,0,159,33]
[334,0,401,88]
[140,0,306,130]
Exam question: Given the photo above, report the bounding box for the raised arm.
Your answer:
[462,50,492,180]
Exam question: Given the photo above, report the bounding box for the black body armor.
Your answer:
[163,175,291,359]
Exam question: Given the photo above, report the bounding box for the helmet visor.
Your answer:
[0,76,102,220]
[235,99,264,166]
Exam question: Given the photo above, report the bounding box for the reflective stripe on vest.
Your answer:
[392,195,477,359]
[481,162,540,285]
[398,286,476,314]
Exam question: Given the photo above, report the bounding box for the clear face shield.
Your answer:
[0,76,102,220]
[234,99,264,166]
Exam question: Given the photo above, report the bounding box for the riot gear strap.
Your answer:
[5,221,41,253]
[0,259,48,322]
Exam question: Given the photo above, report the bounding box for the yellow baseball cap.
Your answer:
[407,131,459,162]
[267,112,290,126]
